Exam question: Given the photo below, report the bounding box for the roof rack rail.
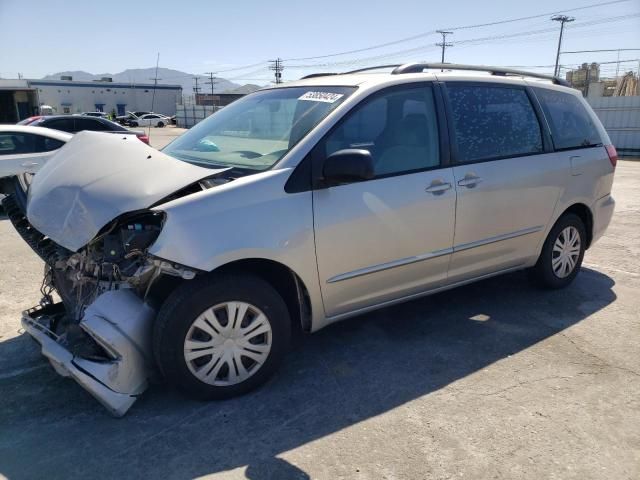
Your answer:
[300,65,401,80]
[343,64,402,74]
[300,73,339,80]
[391,63,570,87]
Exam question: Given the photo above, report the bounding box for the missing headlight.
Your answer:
[100,211,165,262]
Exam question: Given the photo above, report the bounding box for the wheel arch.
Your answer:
[562,203,594,249]
[211,258,313,333]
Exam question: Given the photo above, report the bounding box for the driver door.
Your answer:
[312,84,456,317]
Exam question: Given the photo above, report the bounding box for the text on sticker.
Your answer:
[298,92,344,103]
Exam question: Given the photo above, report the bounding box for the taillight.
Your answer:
[605,144,618,168]
[137,135,150,145]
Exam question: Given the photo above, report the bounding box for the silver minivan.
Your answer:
[6,63,616,416]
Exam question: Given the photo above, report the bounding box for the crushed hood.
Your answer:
[27,131,224,251]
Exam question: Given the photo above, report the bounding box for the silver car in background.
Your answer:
[5,63,616,416]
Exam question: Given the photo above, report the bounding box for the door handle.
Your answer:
[425,180,452,195]
[21,162,39,167]
[457,175,482,188]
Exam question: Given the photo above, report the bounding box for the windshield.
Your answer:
[163,86,355,170]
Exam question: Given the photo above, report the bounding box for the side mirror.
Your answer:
[322,149,375,184]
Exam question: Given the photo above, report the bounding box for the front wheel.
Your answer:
[153,273,291,400]
[529,213,586,289]
[157,121,165,128]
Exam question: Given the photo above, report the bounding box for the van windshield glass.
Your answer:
[164,86,355,170]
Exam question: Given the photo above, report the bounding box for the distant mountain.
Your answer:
[41,68,261,94]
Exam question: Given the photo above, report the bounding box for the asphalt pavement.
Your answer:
[0,160,638,480]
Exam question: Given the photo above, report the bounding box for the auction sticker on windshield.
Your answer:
[298,91,344,103]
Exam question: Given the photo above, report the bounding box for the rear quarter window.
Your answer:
[534,88,602,150]
[44,118,76,133]
[447,85,543,163]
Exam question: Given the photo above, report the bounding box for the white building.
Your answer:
[28,77,182,117]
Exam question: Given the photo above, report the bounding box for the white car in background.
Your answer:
[80,112,110,118]
[129,113,171,128]
[0,125,71,207]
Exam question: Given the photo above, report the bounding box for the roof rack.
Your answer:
[343,64,402,74]
[391,63,570,86]
[299,65,401,80]
[300,73,339,80]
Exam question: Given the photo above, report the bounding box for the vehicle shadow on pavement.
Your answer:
[0,267,616,480]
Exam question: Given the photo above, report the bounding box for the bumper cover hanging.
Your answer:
[21,290,156,417]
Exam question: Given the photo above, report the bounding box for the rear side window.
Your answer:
[44,118,76,133]
[75,118,109,131]
[447,85,543,163]
[40,137,65,151]
[0,133,36,154]
[534,88,602,150]
[325,85,440,177]
[0,133,63,154]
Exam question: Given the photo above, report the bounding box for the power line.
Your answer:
[284,13,638,73]
[562,48,640,53]
[283,0,630,62]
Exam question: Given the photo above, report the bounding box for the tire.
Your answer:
[153,272,291,400]
[157,121,165,128]
[11,176,29,212]
[529,213,586,289]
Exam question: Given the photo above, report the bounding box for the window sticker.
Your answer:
[298,91,344,103]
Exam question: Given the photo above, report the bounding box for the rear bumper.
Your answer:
[21,290,156,417]
[591,194,615,246]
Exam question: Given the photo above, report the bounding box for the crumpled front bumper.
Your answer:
[21,289,156,417]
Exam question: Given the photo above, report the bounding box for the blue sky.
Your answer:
[0,0,638,83]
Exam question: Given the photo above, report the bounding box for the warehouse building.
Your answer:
[30,77,182,117]
[0,76,182,122]
[0,79,38,123]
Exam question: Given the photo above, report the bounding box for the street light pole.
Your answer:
[551,15,575,77]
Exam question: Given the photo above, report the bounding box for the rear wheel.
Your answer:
[529,213,586,289]
[153,273,291,400]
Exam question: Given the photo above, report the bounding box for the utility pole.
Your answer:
[269,58,284,84]
[149,52,161,114]
[436,31,453,71]
[204,72,218,107]
[551,15,575,77]
[193,76,201,104]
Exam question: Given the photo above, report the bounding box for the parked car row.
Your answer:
[18,115,149,143]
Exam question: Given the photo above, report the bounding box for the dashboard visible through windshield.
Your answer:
[163,86,356,170]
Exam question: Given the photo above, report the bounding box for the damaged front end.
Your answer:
[6,198,196,416]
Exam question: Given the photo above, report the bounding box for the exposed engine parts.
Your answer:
[13,204,198,416]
